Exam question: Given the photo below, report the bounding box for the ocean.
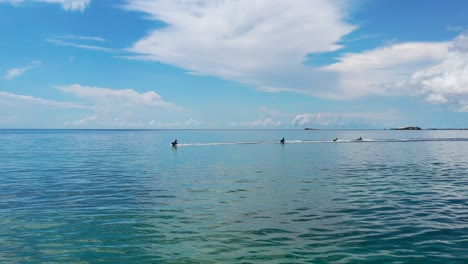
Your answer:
[0,129,467,263]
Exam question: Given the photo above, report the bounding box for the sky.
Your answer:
[1,0,468,129]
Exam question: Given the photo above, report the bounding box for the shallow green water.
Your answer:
[1,129,467,263]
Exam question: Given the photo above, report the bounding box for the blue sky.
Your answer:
[1,0,468,129]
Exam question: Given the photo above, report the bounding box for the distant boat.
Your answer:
[304,128,318,130]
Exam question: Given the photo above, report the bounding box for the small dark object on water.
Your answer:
[171,139,178,147]
[391,126,422,130]
[280,137,285,144]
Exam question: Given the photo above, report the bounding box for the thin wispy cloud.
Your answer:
[66,114,96,126]
[0,90,92,128]
[446,25,464,32]
[52,34,105,42]
[4,60,41,80]
[0,91,91,109]
[46,35,116,52]
[4,67,30,80]
[0,0,91,11]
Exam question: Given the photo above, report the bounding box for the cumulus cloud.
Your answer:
[408,34,468,111]
[324,42,450,98]
[4,61,41,80]
[0,0,90,11]
[124,0,355,96]
[123,0,463,101]
[57,84,183,127]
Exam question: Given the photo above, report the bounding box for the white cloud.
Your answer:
[124,0,355,94]
[292,113,315,126]
[0,90,89,109]
[229,106,399,128]
[67,114,97,125]
[231,117,282,127]
[408,34,468,111]
[323,42,450,99]
[52,35,105,42]
[148,118,201,128]
[123,1,468,103]
[57,84,183,127]
[0,0,90,11]
[40,0,90,11]
[258,106,288,119]
[0,90,93,127]
[57,84,180,109]
[292,111,400,127]
[229,106,290,128]
[0,85,188,128]
[46,35,116,52]
[4,61,41,80]
[4,67,30,80]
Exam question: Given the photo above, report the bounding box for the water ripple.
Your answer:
[1,130,467,263]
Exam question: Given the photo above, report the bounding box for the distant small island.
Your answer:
[304,128,318,130]
[391,126,422,130]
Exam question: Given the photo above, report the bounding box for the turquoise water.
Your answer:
[1,129,467,263]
